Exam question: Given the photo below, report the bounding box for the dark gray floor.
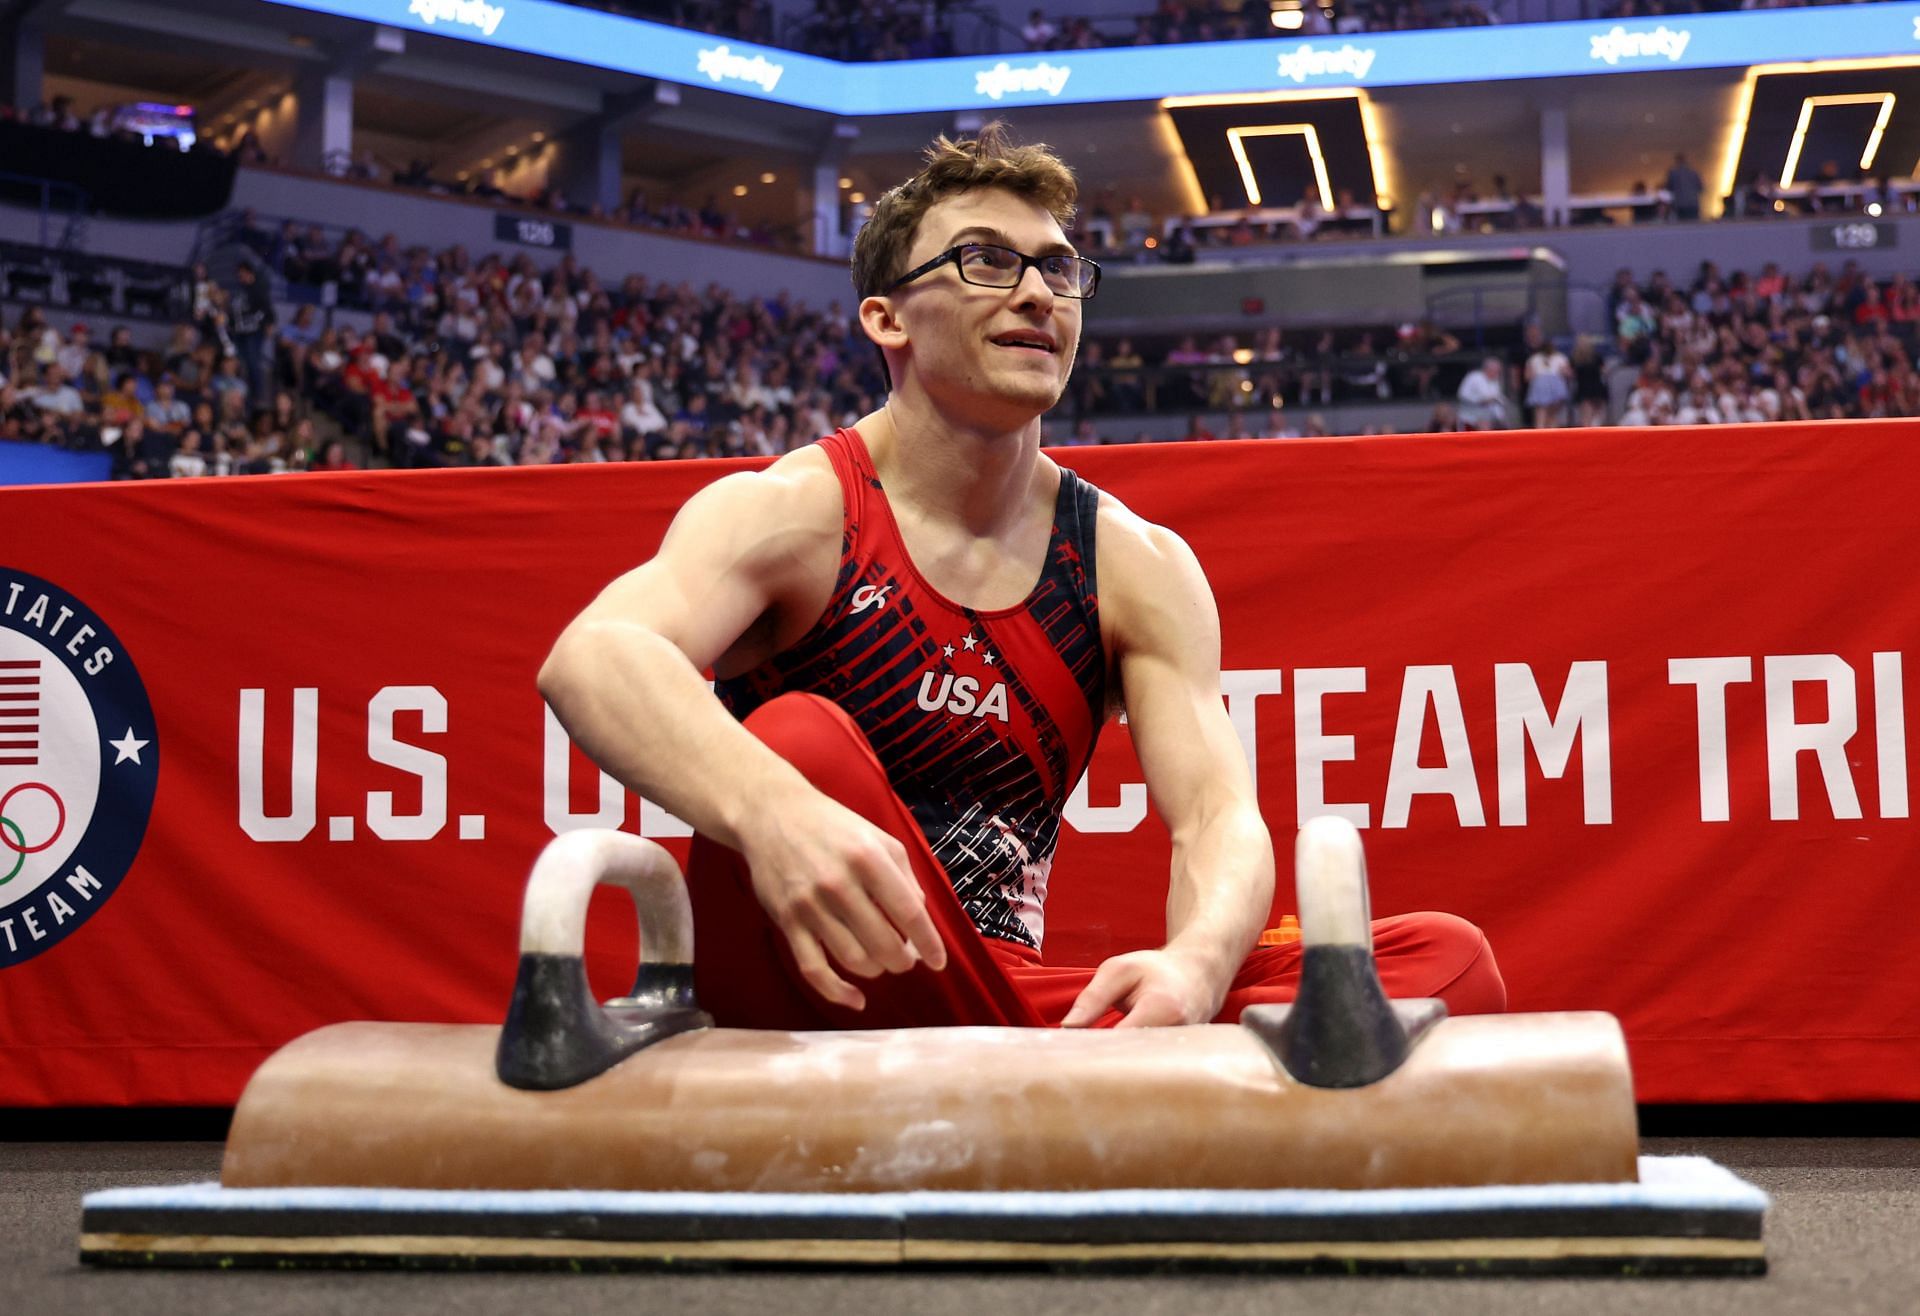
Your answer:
[5,1137,1917,1315]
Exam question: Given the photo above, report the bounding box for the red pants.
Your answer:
[687,693,1506,1030]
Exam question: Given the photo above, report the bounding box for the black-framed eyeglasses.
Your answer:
[888,243,1101,300]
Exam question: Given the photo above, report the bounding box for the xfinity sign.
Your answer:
[973,60,1071,101]
[1275,43,1378,84]
[696,44,785,91]
[407,0,504,37]
[1588,24,1692,65]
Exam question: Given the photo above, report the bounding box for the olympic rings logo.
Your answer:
[0,782,66,886]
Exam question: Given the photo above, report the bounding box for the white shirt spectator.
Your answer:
[1674,391,1722,426]
[56,333,90,378]
[1621,380,1673,426]
[367,265,405,304]
[1523,346,1573,407]
[1455,359,1508,429]
[1021,9,1057,47]
[469,348,506,395]
[1716,389,1767,424]
[515,347,556,391]
[147,395,191,430]
[439,308,483,344]
[31,380,83,415]
[797,396,833,440]
[621,382,667,436]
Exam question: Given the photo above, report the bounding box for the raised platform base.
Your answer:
[80,1155,1766,1276]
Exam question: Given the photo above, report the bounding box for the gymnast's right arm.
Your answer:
[537,458,948,1008]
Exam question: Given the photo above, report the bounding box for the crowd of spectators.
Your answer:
[1,227,892,476]
[1058,254,1920,438]
[1073,151,1917,267]
[1421,257,1920,432]
[0,308,350,476]
[233,146,793,251]
[1594,258,1920,426]
[1064,321,1481,419]
[7,94,199,150]
[4,222,1913,479]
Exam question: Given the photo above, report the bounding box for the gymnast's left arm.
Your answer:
[1060,510,1275,1028]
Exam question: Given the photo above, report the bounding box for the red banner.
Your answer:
[3,421,1918,1106]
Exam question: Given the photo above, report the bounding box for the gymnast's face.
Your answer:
[884,187,1082,428]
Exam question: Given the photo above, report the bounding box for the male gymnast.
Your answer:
[539,124,1505,1030]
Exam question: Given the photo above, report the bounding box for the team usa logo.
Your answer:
[0,571,157,968]
[917,631,1011,723]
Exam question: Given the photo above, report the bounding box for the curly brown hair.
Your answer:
[849,121,1079,302]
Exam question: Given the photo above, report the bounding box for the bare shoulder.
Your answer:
[682,443,838,531]
[663,443,842,569]
[1088,490,1221,717]
[1091,489,1220,673]
[1093,490,1212,615]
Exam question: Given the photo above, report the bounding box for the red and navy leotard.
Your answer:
[715,428,1107,952]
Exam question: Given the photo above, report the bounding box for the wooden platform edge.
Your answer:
[76,1230,1767,1276]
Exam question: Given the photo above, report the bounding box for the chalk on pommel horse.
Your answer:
[79,818,1770,1274]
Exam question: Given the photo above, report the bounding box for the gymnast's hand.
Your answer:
[740,795,949,1011]
[1060,948,1220,1029]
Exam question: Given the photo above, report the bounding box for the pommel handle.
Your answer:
[1242,816,1446,1088]
[1294,815,1374,951]
[496,829,711,1091]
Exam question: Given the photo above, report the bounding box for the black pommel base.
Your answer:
[1242,945,1447,1088]
[495,953,710,1091]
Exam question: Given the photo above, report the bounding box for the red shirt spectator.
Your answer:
[342,346,382,396]
[370,372,413,410]
[1888,282,1920,325]
[577,393,619,441]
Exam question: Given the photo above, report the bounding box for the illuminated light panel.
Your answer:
[1164,88,1383,210]
[1780,92,1895,184]
[1357,93,1393,211]
[1716,57,1920,214]
[1163,88,1372,110]
[1227,124,1334,209]
[1154,109,1208,215]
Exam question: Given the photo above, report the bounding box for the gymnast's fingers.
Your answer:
[1062,956,1140,1028]
[786,923,866,1011]
[817,873,918,976]
[817,872,921,975]
[1111,989,1187,1029]
[860,834,948,972]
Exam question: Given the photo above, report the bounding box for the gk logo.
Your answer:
[850,584,893,614]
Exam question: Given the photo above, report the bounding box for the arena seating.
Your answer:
[5,215,1913,477]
